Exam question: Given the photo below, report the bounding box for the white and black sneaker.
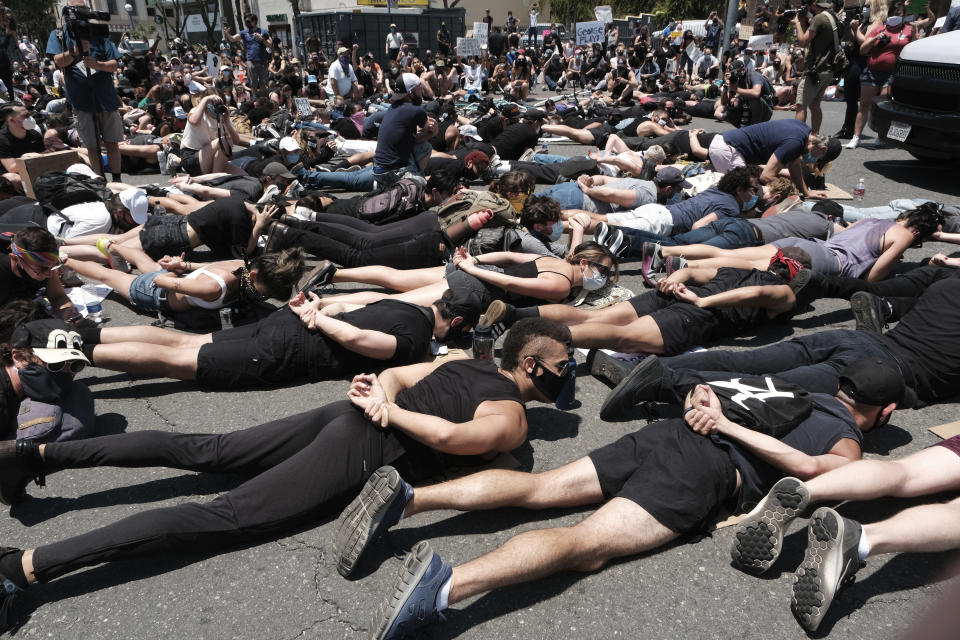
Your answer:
[731,477,810,574]
[791,507,865,632]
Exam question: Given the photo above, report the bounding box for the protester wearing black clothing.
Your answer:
[488,28,507,58]
[0,321,574,630]
[491,113,544,161]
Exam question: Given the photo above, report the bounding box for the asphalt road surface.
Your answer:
[3,88,958,640]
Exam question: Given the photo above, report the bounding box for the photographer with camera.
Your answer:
[45,0,123,182]
[176,93,242,177]
[793,0,842,135]
[722,58,775,128]
[846,1,915,149]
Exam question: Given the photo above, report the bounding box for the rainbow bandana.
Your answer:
[768,248,805,281]
[10,240,60,268]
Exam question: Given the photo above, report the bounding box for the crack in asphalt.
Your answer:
[313,556,368,634]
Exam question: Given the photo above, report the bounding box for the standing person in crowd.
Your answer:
[834,0,880,140]
[46,0,123,182]
[436,22,451,57]
[386,24,404,62]
[224,14,270,91]
[846,2,915,149]
[528,4,539,48]
[0,7,17,101]
[793,0,842,134]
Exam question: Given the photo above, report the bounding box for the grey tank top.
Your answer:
[823,218,896,278]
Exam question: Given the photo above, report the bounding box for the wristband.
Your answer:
[682,405,694,417]
[473,256,480,265]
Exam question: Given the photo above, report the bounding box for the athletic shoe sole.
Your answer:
[331,466,403,578]
[850,292,884,335]
[640,242,660,288]
[598,356,663,421]
[791,507,857,632]
[588,349,636,388]
[370,540,439,640]
[299,261,336,294]
[595,221,611,246]
[731,477,809,574]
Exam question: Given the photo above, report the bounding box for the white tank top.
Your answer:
[180,112,218,151]
[183,268,229,309]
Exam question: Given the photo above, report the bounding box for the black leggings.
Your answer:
[283,212,443,269]
[31,401,396,583]
[813,264,957,319]
[842,56,864,132]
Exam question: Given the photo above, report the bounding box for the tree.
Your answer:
[7,0,58,42]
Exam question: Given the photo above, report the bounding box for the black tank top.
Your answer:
[500,257,573,306]
[390,359,523,477]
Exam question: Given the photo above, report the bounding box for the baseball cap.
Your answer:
[279,136,301,152]
[523,108,546,121]
[435,58,446,67]
[118,188,149,224]
[458,124,483,141]
[11,319,90,367]
[655,167,693,188]
[390,23,397,28]
[441,286,483,327]
[815,0,833,7]
[307,74,318,83]
[337,46,349,55]
[838,358,905,406]
[730,59,746,72]
[263,162,296,179]
[219,64,231,71]
[390,72,422,101]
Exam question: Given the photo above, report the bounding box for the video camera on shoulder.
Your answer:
[62,4,110,44]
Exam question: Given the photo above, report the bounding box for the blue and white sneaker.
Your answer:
[371,541,452,640]
[332,466,413,578]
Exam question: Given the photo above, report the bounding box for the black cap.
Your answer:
[730,59,745,72]
[262,162,296,179]
[838,358,905,406]
[523,108,546,120]
[11,319,89,365]
[500,103,521,118]
[440,287,483,327]
[811,199,843,218]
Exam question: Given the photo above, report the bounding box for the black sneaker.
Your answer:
[0,440,43,506]
[476,300,516,340]
[0,548,23,633]
[731,477,810,575]
[603,227,629,259]
[141,183,170,198]
[850,292,889,334]
[588,349,637,387]
[264,222,295,253]
[331,466,413,578]
[299,260,337,295]
[787,269,815,311]
[791,507,864,632]
[599,356,664,421]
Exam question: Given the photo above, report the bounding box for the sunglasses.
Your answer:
[588,261,612,277]
[527,355,572,377]
[46,359,86,374]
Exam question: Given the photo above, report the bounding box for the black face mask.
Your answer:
[528,360,571,403]
[18,363,71,403]
[234,267,267,303]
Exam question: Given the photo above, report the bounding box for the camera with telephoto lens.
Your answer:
[875,33,891,48]
[729,69,746,85]
[211,103,228,115]
[61,5,111,44]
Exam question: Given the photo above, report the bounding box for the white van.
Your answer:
[871,30,960,161]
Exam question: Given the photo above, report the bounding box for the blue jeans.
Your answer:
[544,75,559,90]
[533,153,568,164]
[538,182,584,210]
[802,198,932,223]
[296,165,374,191]
[621,218,760,260]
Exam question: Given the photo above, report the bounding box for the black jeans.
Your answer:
[283,212,443,269]
[812,264,956,319]
[655,329,913,404]
[842,55,864,132]
[31,401,397,583]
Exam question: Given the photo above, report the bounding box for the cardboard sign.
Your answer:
[206,52,219,79]
[576,21,605,45]
[473,21,488,40]
[456,37,481,57]
[594,6,613,24]
[294,97,312,115]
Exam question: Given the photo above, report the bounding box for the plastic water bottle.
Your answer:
[540,141,548,155]
[554,355,577,410]
[472,325,495,361]
[853,178,865,201]
[219,307,234,330]
[82,284,106,324]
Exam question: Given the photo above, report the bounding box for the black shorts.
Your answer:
[180,146,203,177]
[628,292,719,354]
[196,310,338,388]
[444,265,543,309]
[589,123,616,149]
[139,215,191,259]
[588,420,738,533]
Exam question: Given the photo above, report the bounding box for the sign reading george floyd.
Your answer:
[576,21,604,45]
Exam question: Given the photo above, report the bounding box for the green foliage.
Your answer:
[544,0,726,25]
[131,23,158,41]
[6,0,59,41]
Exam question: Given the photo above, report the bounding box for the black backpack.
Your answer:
[355,178,427,225]
[33,171,113,210]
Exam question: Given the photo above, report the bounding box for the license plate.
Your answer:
[887,121,912,142]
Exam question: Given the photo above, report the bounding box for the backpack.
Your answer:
[435,189,518,236]
[464,226,522,255]
[33,171,113,210]
[355,178,427,225]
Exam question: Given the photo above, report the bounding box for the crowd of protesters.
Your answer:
[0,1,959,639]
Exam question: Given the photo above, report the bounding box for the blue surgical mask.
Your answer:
[742,194,759,211]
[803,152,817,164]
[547,220,564,242]
[581,265,607,291]
[666,192,683,205]
[285,153,299,164]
